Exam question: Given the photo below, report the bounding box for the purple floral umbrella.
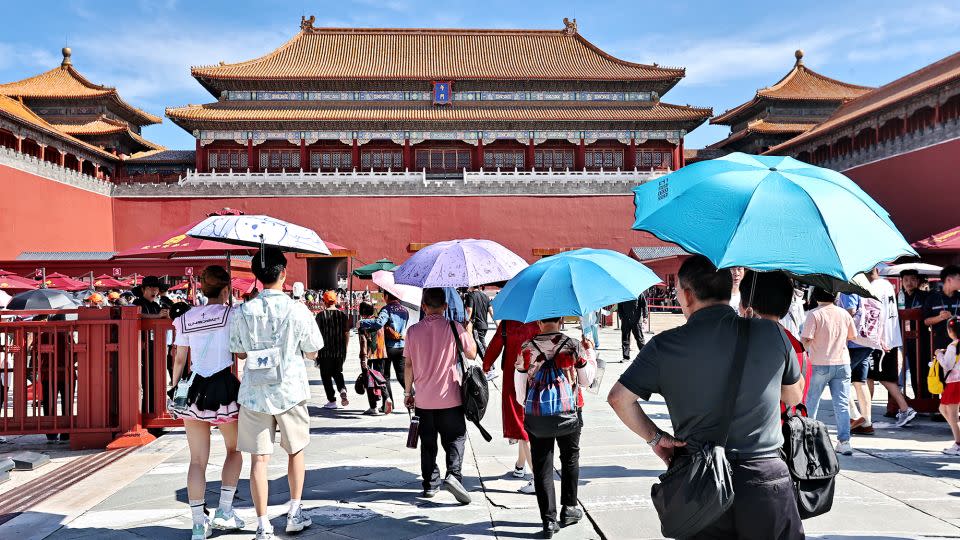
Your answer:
[393,239,529,288]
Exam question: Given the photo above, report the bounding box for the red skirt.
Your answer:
[942,381,960,405]
[501,368,528,441]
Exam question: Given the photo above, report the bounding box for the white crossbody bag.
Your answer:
[243,299,293,387]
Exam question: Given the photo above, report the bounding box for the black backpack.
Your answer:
[781,405,840,519]
[450,321,493,442]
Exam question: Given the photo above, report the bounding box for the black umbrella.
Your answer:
[7,288,78,310]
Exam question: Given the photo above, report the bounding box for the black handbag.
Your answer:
[450,321,493,442]
[651,318,750,539]
[781,404,840,519]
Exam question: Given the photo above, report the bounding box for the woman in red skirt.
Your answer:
[484,320,541,494]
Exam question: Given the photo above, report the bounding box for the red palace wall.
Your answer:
[843,138,960,243]
[112,195,670,283]
[0,165,115,259]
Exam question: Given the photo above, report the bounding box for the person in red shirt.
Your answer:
[483,320,541,493]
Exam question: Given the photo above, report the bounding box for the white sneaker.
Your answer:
[835,441,853,456]
[485,369,498,381]
[895,407,917,428]
[323,401,338,409]
[285,506,312,533]
[518,480,536,494]
[512,465,526,478]
[943,443,960,456]
[190,518,211,540]
[211,509,244,530]
[254,527,274,540]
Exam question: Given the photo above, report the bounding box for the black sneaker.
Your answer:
[560,506,583,526]
[542,521,560,538]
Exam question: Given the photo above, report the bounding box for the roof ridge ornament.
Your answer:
[562,17,577,35]
[301,15,317,32]
[61,47,72,67]
[795,49,804,66]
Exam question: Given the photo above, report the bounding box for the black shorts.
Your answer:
[868,347,900,383]
[849,347,873,383]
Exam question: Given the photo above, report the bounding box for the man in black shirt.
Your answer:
[923,265,960,350]
[315,290,350,408]
[464,286,492,359]
[133,276,170,318]
[901,269,931,399]
[617,293,648,361]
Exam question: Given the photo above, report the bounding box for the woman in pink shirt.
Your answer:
[801,287,857,456]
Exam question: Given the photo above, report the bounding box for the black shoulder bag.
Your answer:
[450,321,493,442]
[651,318,750,539]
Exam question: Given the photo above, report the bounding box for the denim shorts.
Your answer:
[849,346,873,383]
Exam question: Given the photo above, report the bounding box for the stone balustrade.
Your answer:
[0,146,113,196]
[815,116,960,172]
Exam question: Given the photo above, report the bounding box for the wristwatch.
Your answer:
[646,430,663,447]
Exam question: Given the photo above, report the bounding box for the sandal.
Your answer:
[340,389,350,407]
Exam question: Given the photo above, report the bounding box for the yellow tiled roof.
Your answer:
[191,23,685,82]
[712,51,872,125]
[0,54,162,125]
[53,116,128,135]
[708,120,816,149]
[0,95,117,160]
[166,101,712,123]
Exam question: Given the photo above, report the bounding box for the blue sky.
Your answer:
[2,1,958,150]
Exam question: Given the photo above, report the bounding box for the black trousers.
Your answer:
[317,354,346,402]
[380,347,405,404]
[903,338,932,399]
[473,324,488,361]
[416,406,466,491]
[366,359,389,409]
[686,457,804,540]
[528,416,582,524]
[621,317,645,359]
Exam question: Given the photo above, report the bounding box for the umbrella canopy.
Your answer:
[353,259,397,278]
[879,263,942,277]
[913,226,960,251]
[44,272,91,292]
[93,275,129,289]
[394,239,528,288]
[491,248,662,323]
[113,221,256,259]
[632,152,917,282]
[187,215,330,255]
[372,270,422,307]
[7,288,78,310]
[0,290,11,308]
[0,271,38,292]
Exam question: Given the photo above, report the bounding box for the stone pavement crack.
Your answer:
[466,430,506,539]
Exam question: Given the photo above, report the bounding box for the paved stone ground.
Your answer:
[5,317,960,539]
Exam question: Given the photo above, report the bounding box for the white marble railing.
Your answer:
[179,168,426,185]
[0,146,113,196]
[463,167,666,184]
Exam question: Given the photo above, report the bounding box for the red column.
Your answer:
[38,144,45,161]
[672,145,679,171]
[934,101,941,125]
[626,139,636,170]
[351,139,360,170]
[403,139,412,170]
[77,157,84,173]
[575,138,585,170]
[246,138,254,171]
[902,115,908,136]
[679,138,685,168]
[15,136,22,153]
[58,150,65,167]
[194,139,202,172]
[475,139,484,171]
[299,138,307,171]
[527,139,535,170]
[874,126,880,145]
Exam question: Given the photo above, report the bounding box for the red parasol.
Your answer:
[44,272,90,291]
[0,270,38,292]
[113,221,256,259]
[93,275,128,289]
[913,225,960,251]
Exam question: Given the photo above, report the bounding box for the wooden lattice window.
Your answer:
[415,149,471,171]
[360,149,403,170]
[637,150,673,170]
[310,150,352,171]
[534,149,574,169]
[584,149,623,169]
[483,150,525,169]
[259,149,300,171]
[207,149,248,170]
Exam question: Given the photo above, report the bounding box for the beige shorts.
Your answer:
[237,401,310,455]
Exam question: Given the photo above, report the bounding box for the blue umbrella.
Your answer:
[491,249,661,323]
[632,152,916,281]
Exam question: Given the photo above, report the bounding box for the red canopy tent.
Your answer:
[44,272,90,291]
[0,270,38,292]
[93,275,128,289]
[113,221,256,259]
[913,226,960,251]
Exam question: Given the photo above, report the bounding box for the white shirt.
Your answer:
[869,278,903,349]
[173,304,236,377]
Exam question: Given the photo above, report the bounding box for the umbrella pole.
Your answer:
[226,251,233,306]
[349,257,354,323]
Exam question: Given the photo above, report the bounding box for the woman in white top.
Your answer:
[169,266,244,539]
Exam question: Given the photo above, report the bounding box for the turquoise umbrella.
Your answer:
[491,248,661,323]
[632,153,916,281]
